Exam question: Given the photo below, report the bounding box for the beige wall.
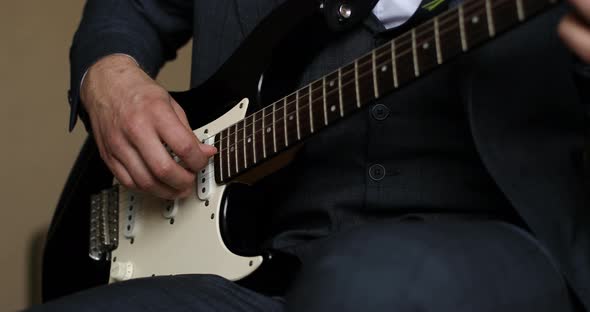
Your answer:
[0,2,191,310]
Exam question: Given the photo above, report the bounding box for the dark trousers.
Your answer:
[29,217,574,311]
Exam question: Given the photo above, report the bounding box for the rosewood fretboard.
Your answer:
[213,0,559,183]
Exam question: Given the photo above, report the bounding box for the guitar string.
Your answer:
[196,20,509,181]
[193,0,527,150]
[199,0,520,152]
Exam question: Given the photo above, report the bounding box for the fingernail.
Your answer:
[199,144,218,155]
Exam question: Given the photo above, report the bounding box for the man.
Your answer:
[31,0,590,311]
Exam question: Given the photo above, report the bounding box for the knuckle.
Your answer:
[131,87,166,107]
[130,90,152,106]
[137,176,156,191]
[176,141,197,158]
[153,160,174,179]
[123,116,148,138]
[119,178,135,189]
[106,134,125,154]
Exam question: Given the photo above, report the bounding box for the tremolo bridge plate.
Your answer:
[89,187,120,261]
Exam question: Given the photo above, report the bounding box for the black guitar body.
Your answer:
[41,0,343,302]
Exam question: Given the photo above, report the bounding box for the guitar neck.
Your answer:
[214,0,559,183]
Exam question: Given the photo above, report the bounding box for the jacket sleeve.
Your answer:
[68,0,193,131]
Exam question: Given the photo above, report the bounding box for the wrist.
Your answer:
[80,54,144,112]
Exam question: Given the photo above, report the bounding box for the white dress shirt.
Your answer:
[373,0,423,29]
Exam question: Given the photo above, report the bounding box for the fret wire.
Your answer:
[338,68,344,117]
[459,5,468,51]
[219,132,224,181]
[282,98,288,147]
[489,0,519,33]
[516,0,525,20]
[233,124,239,173]
[394,33,413,85]
[226,129,231,178]
[252,114,257,164]
[485,0,496,36]
[322,77,329,125]
[262,108,267,159]
[374,44,393,95]
[285,94,298,147]
[295,91,301,140]
[311,80,326,132]
[411,29,420,77]
[390,40,399,88]
[242,120,247,169]
[434,17,442,64]
[372,50,379,98]
[354,60,361,108]
[308,85,314,134]
[465,0,491,47]
[272,103,277,152]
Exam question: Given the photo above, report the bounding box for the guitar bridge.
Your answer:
[89,187,119,261]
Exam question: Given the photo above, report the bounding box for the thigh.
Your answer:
[286,216,574,312]
[28,274,284,312]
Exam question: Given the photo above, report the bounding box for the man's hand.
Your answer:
[81,55,217,200]
[559,0,590,63]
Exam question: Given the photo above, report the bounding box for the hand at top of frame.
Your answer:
[80,55,217,200]
[559,0,590,63]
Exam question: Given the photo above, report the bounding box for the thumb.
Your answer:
[199,143,218,156]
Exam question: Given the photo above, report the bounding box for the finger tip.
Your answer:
[199,144,218,155]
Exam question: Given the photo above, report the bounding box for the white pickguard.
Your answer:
[109,99,263,283]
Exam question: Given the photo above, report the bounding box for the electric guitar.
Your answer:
[44,0,562,300]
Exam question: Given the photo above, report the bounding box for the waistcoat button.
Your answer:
[371,104,390,121]
[368,164,386,181]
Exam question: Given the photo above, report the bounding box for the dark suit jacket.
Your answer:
[68,0,589,308]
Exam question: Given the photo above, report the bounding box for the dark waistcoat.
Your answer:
[188,0,589,308]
